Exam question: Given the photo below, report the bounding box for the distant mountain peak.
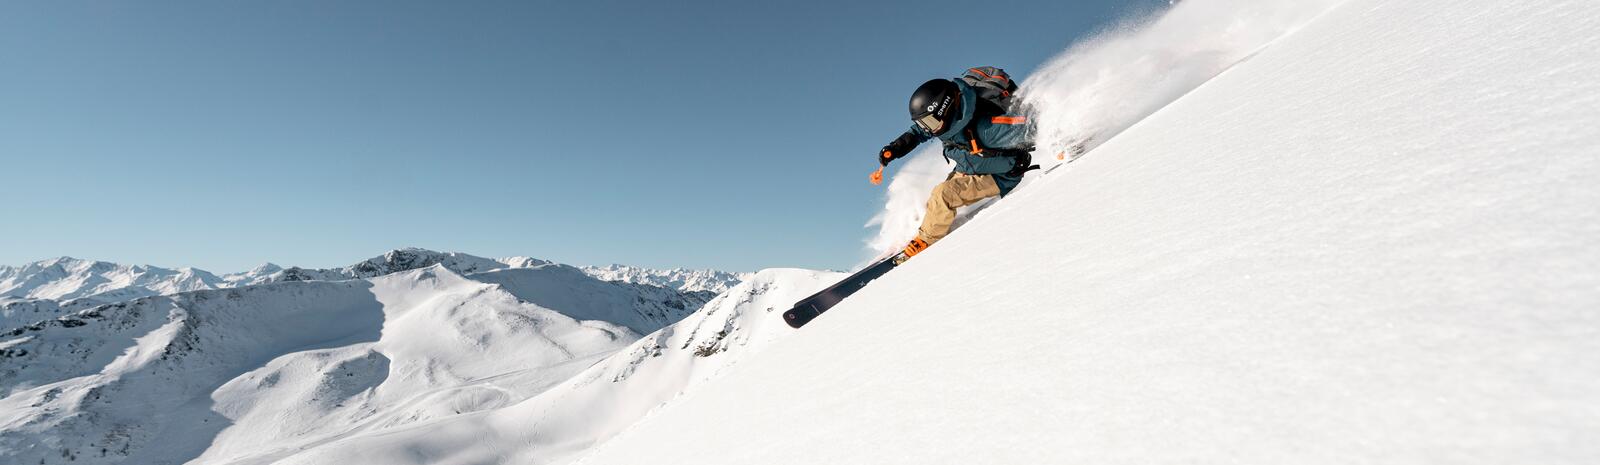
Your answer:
[249,263,284,274]
[580,264,752,294]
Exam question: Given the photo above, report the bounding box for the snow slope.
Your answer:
[252,268,840,465]
[578,0,1600,463]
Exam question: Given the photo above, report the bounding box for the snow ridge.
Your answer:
[253,268,841,465]
[1,249,740,331]
[579,264,751,294]
[270,248,549,283]
[0,257,226,304]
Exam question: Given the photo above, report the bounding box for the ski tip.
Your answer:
[782,309,809,328]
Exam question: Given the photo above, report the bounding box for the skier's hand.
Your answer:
[881,130,926,166]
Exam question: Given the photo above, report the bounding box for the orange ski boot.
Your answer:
[895,238,930,264]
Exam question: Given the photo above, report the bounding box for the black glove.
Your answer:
[880,132,923,166]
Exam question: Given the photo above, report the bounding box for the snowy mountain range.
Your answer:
[1,249,742,330]
[0,249,773,464]
[578,264,750,295]
[1,257,231,306]
[0,255,764,464]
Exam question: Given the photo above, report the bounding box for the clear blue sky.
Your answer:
[0,0,1156,272]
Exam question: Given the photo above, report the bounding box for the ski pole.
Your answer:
[870,166,885,185]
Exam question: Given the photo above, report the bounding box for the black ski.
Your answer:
[782,253,903,328]
[782,133,1101,329]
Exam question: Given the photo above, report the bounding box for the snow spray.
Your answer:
[863,0,1346,263]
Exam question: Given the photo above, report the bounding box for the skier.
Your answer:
[873,67,1037,261]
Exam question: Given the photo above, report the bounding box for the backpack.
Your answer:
[953,66,1037,175]
[958,66,1019,113]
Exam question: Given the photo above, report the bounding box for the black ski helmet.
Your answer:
[909,79,962,135]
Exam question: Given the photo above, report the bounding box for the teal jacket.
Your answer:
[883,79,1035,195]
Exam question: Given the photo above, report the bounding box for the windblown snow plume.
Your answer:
[1022,0,1346,156]
[864,0,1344,258]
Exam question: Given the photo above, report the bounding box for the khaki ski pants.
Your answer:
[917,173,1001,245]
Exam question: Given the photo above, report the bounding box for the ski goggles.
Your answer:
[915,113,947,135]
